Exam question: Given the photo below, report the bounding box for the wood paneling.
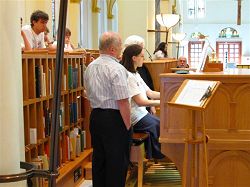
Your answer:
[143,59,177,91]
[160,70,250,187]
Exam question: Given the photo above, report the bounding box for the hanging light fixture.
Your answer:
[172,32,186,58]
[156,14,180,28]
[172,32,186,41]
[156,14,180,43]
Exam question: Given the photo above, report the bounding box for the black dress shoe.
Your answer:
[153,152,166,160]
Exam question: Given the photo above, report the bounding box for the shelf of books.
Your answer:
[22,51,92,187]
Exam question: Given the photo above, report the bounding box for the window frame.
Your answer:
[216,41,242,65]
[188,40,205,68]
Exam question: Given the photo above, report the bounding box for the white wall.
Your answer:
[118,0,149,43]
[118,0,155,59]
[117,0,178,58]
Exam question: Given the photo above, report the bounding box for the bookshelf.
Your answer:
[22,51,92,186]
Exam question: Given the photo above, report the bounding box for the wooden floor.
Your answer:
[126,160,182,187]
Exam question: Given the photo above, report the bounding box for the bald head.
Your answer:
[99,32,122,59]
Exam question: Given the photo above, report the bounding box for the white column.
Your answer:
[0,1,25,187]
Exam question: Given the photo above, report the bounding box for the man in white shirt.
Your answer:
[84,32,131,187]
[21,10,49,50]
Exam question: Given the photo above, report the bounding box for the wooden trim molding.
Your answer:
[92,0,100,13]
[107,0,116,19]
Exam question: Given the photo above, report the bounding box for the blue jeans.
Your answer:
[133,113,165,159]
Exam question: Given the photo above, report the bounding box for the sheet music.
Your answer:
[175,80,217,107]
[196,40,209,71]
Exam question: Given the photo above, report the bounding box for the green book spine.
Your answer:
[68,65,72,89]
[80,131,84,152]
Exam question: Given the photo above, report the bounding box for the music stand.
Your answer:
[168,79,221,187]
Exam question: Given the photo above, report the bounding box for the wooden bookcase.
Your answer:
[22,50,92,186]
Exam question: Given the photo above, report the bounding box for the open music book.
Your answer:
[196,40,209,71]
[169,79,220,109]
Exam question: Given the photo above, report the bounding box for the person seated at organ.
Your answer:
[124,35,156,114]
[121,44,166,160]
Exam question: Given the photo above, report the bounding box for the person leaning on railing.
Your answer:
[21,10,49,50]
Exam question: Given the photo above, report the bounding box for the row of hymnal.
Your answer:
[68,65,78,89]
[59,128,86,165]
[35,64,86,98]
[59,102,65,131]
[30,129,86,171]
[30,128,37,144]
[30,102,65,144]
[70,96,83,124]
[70,102,78,124]
[75,129,86,156]
[43,102,65,138]
[43,107,51,137]
[68,64,86,89]
[35,65,47,98]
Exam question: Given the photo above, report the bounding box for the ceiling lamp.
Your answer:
[156,14,180,28]
[156,14,180,44]
[172,32,186,42]
[172,32,187,58]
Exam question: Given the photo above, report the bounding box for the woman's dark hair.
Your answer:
[30,10,49,27]
[153,42,168,57]
[121,44,143,73]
